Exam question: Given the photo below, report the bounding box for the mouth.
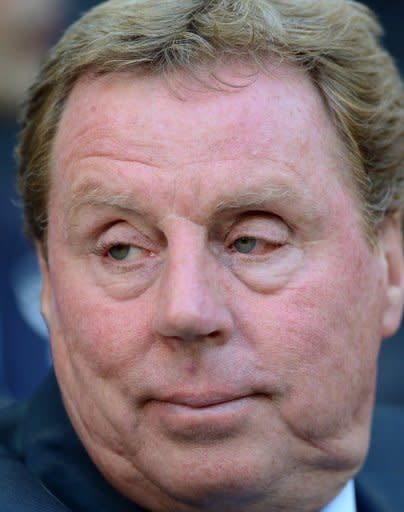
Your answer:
[158,392,253,409]
[145,393,266,441]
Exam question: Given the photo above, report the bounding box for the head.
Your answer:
[17,1,404,511]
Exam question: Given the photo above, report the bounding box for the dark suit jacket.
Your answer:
[356,406,404,511]
[0,371,402,511]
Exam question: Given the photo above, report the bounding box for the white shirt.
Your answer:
[321,481,356,512]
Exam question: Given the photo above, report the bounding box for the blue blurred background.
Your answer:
[0,0,403,405]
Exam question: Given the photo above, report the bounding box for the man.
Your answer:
[1,0,403,510]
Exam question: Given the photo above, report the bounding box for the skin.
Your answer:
[39,63,404,512]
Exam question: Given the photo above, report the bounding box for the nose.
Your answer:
[153,232,234,344]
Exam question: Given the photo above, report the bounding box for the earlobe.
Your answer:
[378,212,404,339]
[35,243,51,328]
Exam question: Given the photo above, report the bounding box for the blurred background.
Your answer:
[0,0,403,405]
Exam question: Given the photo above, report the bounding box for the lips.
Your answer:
[145,392,265,442]
[156,392,252,409]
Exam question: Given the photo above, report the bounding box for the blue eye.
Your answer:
[109,244,138,261]
[233,237,257,254]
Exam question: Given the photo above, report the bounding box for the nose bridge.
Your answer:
[165,222,206,298]
[154,220,232,342]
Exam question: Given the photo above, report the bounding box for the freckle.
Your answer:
[186,362,198,376]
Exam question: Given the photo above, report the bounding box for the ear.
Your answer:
[378,212,404,339]
[35,242,52,328]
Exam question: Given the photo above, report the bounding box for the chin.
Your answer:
[136,467,273,512]
[122,437,296,511]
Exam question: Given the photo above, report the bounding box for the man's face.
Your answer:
[40,63,402,512]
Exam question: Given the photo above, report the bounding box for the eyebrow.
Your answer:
[66,181,146,223]
[213,184,297,214]
[66,179,320,229]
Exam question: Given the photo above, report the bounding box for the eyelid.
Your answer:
[93,239,139,258]
[224,214,290,245]
[93,219,160,251]
[71,212,162,248]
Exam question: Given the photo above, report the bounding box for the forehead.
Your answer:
[56,64,340,160]
[51,62,351,223]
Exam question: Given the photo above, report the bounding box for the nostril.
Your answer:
[208,330,223,340]
[201,329,228,346]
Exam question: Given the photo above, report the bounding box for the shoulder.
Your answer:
[356,405,404,512]
[0,443,69,511]
[0,392,70,511]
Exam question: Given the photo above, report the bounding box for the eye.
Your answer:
[108,244,143,261]
[232,237,257,254]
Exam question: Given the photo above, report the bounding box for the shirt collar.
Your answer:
[321,481,356,512]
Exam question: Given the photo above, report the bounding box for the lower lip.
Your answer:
[147,397,258,440]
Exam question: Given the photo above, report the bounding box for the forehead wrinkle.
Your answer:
[56,129,166,171]
[56,98,168,171]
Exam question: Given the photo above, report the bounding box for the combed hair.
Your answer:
[17,0,404,243]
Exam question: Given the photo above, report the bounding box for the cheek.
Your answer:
[240,245,384,440]
[48,273,154,457]
[48,266,154,379]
